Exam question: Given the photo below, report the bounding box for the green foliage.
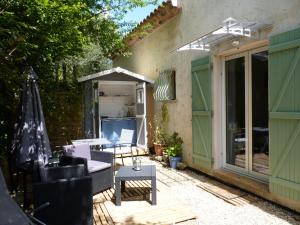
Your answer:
[0,0,159,76]
[150,116,168,145]
[161,103,169,125]
[41,86,84,148]
[65,43,111,77]
[165,132,183,157]
[0,0,160,171]
[150,102,171,145]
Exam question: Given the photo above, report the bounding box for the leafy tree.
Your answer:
[0,0,158,76]
[0,0,159,172]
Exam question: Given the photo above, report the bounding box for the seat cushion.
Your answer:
[102,146,132,154]
[63,144,91,160]
[63,145,74,156]
[87,160,111,173]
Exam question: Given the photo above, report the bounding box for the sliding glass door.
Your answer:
[250,50,269,175]
[225,54,247,169]
[224,48,269,178]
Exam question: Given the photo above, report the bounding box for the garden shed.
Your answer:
[78,67,155,150]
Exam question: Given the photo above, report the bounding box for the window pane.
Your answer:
[226,57,246,168]
[251,51,269,175]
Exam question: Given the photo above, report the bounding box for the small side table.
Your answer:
[115,165,156,206]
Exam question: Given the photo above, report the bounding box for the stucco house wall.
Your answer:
[114,0,300,166]
[114,0,300,211]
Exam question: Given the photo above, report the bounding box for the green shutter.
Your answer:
[269,27,300,201]
[191,56,212,169]
[154,70,176,101]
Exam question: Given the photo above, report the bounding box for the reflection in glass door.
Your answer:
[225,56,246,169]
[250,50,269,175]
[224,48,269,177]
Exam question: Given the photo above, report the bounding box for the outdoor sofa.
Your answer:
[62,143,114,194]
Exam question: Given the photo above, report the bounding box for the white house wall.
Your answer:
[113,0,300,167]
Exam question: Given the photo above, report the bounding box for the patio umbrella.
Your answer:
[11,67,52,168]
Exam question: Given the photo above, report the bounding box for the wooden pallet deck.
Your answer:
[92,158,199,225]
[92,156,258,225]
[93,180,152,225]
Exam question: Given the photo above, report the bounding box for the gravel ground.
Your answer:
[122,156,300,225]
[173,183,299,225]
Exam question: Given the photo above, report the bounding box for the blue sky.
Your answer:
[123,1,164,24]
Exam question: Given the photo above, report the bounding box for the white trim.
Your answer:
[221,55,226,169]
[212,55,223,169]
[136,82,148,148]
[248,51,253,172]
[135,115,145,119]
[78,67,155,84]
[224,51,247,61]
[216,39,269,57]
[143,83,148,148]
[98,81,137,85]
[245,52,250,172]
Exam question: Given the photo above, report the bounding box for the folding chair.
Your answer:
[103,129,135,168]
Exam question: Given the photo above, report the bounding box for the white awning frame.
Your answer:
[78,67,154,84]
[177,17,271,52]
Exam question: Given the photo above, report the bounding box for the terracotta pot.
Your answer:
[154,143,166,156]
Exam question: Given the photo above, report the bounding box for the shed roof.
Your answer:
[77,67,154,84]
[125,0,181,46]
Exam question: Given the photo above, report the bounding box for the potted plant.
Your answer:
[165,132,183,169]
[150,116,168,156]
[149,104,170,156]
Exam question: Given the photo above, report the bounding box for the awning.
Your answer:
[78,67,154,84]
[177,17,271,52]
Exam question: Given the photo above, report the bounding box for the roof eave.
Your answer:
[78,67,155,84]
[124,0,181,47]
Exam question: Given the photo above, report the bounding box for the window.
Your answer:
[154,70,176,101]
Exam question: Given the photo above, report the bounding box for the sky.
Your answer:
[123,1,164,24]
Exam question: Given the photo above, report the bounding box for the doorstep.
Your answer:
[211,169,300,213]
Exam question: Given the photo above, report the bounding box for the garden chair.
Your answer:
[33,163,93,225]
[62,143,114,194]
[102,128,135,168]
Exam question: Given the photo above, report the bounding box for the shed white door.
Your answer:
[136,82,147,148]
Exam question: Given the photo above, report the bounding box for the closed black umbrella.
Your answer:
[11,67,52,168]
